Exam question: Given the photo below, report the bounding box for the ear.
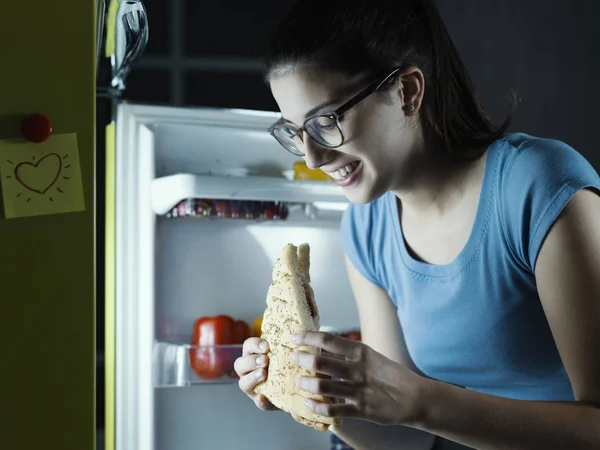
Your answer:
[397,66,425,116]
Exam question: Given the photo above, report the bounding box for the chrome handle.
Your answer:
[111,0,149,91]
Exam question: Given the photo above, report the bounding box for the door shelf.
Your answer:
[160,200,347,224]
[153,341,242,387]
[151,173,347,216]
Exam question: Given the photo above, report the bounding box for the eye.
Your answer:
[313,115,336,130]
[280,127,297,138]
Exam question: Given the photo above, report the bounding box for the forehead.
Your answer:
[269,68,358,124]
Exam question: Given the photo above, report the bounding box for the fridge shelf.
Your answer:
[151,173,347,216]
[153,341,243,387]
[165,198,290,220]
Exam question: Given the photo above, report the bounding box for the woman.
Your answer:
[234,0,600,448]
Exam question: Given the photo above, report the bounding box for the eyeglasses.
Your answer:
[268,66,404,156]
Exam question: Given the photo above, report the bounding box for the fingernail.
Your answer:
[256,355,266,366]
[304,399,312,409]
[291,334,300,344]
[295,376,304,388]
[291,351,299,362]
[259,341,268,352]
[254,370,265,381]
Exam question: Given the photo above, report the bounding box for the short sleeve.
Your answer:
[500,137,600,271]
[340,203,382,287]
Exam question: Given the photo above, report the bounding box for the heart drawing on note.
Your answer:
[14,153,62,194]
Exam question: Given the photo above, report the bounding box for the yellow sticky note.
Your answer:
[0,133,85,219]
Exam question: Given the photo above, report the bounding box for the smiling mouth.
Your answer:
[326,161,360,180]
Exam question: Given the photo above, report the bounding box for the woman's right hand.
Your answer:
[234,337,280,411]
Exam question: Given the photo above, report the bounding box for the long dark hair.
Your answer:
[265,0,516,158]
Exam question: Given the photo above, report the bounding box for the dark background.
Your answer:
[124,0,600,166]
[97,0,600,441]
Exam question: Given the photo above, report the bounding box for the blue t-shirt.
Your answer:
[341,133,600,401]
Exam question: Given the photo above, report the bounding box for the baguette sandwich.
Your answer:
[254,243,340,431]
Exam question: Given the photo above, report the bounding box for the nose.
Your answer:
[302,138,332,170]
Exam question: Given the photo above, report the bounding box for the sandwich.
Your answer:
[254,243,340,431]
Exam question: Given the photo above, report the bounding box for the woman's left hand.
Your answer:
[291,331,428,426]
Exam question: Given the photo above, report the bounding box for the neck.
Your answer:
[391,142,487,219]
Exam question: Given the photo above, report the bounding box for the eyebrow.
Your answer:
[303,99,340,118]
[280,99,340,125]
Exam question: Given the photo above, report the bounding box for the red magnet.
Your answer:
[21,113,53,143]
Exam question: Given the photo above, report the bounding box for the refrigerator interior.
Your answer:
[115,103,359,450]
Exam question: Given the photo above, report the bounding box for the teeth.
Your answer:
[329,161,359,180]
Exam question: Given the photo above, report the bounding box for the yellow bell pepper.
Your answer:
[252,316,263,337]
[293,161,333,181]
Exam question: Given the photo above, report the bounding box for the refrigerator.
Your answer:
[1,1,95,449]
[98,1,436,449]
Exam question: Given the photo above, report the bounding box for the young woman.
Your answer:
[234,1,600,448]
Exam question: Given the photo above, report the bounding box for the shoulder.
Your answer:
[494,132,600,270]
[340,193,392,287]
[498,132,597,187]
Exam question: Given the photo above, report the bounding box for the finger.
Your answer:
[304,398,358,418]
[291,351,353,379]
[238,368,266,394]
[296,376,357,399]
[238,369,280,411]
[292,332,361,358]
[242,337,269,356]
[321,350,346,361]
[254,394,279,411]
[234,353,269,376]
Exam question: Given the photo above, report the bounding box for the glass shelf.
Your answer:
[153,340,242,388]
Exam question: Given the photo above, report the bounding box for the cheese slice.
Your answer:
[254,243,340,431]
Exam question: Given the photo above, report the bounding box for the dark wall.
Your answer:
[124,0,291,110]
[437,0,600,167]
[125,0,600,166]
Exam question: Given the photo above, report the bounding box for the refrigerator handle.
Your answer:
[111,0,149,92]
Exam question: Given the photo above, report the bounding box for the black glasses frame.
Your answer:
[268,66,405,156]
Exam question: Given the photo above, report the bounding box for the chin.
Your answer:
[342,186,385,205]
[341,168,386,205]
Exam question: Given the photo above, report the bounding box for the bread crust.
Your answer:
[254,243,340,431]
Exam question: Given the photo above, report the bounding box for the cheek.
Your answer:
[344,106,398,155]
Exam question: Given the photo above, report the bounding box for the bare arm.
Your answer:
[332,254,436,450]
[414,189,600,449]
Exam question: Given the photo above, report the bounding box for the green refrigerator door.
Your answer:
[0,1,96,449]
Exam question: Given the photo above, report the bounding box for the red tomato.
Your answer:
[225,320,251,377]
[190,315,235,379]
[232,320,251,344]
